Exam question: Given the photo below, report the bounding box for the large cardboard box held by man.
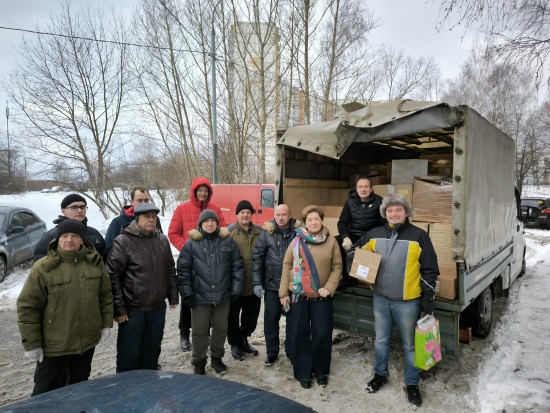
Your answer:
[349,248,382,284]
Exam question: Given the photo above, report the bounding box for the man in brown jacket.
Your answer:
[107,203,179,372]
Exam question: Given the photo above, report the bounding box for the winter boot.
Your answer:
[211,357,228,375]
[231,345,245,361]
[364,373,387,393]
[180,330,191,352]
[241,336,259,356]
[193,360,206,375]
[406,385,422,406]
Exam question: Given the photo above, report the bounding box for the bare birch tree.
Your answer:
[442,46,549,192]
[3,2,130,217]
[437,0,550,86]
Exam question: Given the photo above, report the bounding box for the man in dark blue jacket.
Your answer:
[104,185,162,255]
[177,210,243,376]
[252,204,298,366]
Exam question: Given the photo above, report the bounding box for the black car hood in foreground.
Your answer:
[0,370,314,413]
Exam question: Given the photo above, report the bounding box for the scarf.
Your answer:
[291,227,326,301]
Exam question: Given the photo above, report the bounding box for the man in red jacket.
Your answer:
[168,177,226,351]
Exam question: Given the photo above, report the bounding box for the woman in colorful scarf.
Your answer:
[279,205,342,389]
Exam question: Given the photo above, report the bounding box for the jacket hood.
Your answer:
[188,227,230,241]
[263,218,301,234]
[190,177,213,205]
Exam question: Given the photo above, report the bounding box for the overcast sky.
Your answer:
[0,0,475,133]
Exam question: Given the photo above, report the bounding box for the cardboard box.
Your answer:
[412,176,453,223]
[391,159,429,184]
[285,178,348,188]
[349,248,382,284]
[429,223,455,272]
[323,217,339,236]
[320,205,344,218]
[436,275,457,299]
[373,184,413,206]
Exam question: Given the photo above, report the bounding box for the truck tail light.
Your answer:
[542,208,550,214]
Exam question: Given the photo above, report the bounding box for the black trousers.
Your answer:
[285,297,334,381]
[32,347,95,396]
[179,293,192,334]
[264,289,283,357]
[227,294,261,346]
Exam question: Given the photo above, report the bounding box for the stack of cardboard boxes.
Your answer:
[287,156,456,299]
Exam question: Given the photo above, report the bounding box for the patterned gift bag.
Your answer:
[414,314,442,370]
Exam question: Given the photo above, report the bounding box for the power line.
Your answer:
[0,25,206,56]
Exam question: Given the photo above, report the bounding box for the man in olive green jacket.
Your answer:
[227,200,263,360]
[17,219,113,396]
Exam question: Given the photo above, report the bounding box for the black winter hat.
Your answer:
[236,200,255,215]
[61,193,87,209]
[56,219,86,241]
[198,209,219,227]
[134,202,160,218]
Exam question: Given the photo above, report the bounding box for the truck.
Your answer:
[210,184,276,226]
[275,100,526,357]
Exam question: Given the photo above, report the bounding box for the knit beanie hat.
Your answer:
[61,193,87,208]
[236,200,255,215]
[379,193,412,219]
[56,219,86,241]
[198,209,219,227]
[134,202,160,218]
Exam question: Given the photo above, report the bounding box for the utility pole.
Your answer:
[211,24,218,184]
[6,102,11,177]
[211,0,223,184]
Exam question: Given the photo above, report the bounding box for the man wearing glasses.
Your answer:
[104,185,162,255]
[34,193,106,261]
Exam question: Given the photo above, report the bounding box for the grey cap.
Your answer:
[198,209,219,227]
[380,193,412,219]
[134,202,160,217]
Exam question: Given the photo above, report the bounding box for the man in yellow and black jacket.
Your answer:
[346,193,438,407]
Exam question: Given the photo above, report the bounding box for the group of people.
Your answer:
[16,176,439,407]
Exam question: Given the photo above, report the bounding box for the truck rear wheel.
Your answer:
[472,287,492,338]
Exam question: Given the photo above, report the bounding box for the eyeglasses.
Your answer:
[65,205,88,211]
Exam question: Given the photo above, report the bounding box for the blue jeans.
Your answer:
[373,293,419,385]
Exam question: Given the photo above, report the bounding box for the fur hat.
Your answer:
[380,193,412,219]
[198,209,219,227]
[236,200,255,215]
[61,194,87,209]
[56,219,86,241]
[134,202,160,218]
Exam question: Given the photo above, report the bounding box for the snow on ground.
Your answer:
[473,230,550,412]
[1,190,550,411]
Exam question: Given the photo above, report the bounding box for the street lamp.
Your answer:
[6,102,10,177]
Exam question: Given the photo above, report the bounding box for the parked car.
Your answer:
[521,197,550,229]
[0,206,47,282]
[0,370,314,413]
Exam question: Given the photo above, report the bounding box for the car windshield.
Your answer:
[0,213,5,229]
[521,199,544,208]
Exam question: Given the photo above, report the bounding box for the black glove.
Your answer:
[183,296,196,308]
[420,297,434,316]
[231,295,239,302]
